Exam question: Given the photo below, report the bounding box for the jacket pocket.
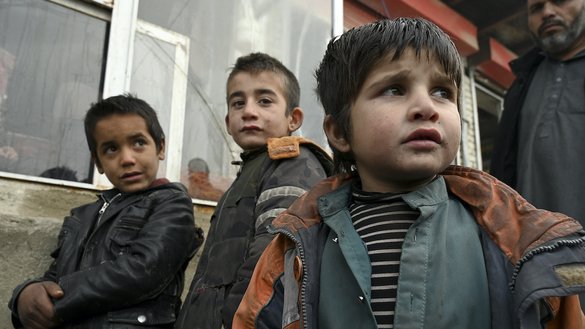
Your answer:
[205,237,249,286]
[52,216,82,274]
[109,217,146,255]
[107,295,179,325]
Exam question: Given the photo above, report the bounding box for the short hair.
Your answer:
[40,166,78,182]
[226,52,300,114]
[188,157,209,173]
[84,93,165,167]
[315,18,463,173]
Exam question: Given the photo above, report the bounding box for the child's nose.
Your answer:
[120,148,136,165]
[241,102,259,118]
[409,93,439,122]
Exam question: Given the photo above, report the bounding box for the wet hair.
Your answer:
[226,52,300,114]
[84,93,165,167]
[315,17,463,173]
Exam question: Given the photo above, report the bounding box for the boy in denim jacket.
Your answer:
[234,18,585,328]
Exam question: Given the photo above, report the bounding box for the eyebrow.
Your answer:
[227,88,278,102]
[366,70,411,91]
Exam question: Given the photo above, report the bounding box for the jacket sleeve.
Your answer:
[546,295,585,329]
[224,147,327,327]
[233,234,294,329]
[52,188,197,322]
[8,209,74,327]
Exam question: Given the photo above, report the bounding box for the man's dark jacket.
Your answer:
[9,180,202,328]
[490,48,544,187]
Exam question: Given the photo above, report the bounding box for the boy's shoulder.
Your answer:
[267,136,323,160]
[267,136,333,175]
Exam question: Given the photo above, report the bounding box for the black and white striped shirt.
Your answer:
[349,186,419,328]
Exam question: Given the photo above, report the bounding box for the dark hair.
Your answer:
[315,17,463,173]
[188,157,209,173]
[226,52,300,114]
[40,166,78,182]
[84,93,165,167]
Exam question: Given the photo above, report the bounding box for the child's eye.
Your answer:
[103,145,117,155]
[381,86,403,96]
[258,98,273,106]
[230,100,245,109]
[431,87,454,101]
[133,139,147,147]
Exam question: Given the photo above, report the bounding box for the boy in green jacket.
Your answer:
[176,52,332,329]
[234,18,585,328]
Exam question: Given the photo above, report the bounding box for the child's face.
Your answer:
[225,71,301,150]
[326,48,461,193]
[93,113,165,193]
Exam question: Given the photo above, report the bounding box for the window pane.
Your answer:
[137,0,332,201]
[476,86,503,173]
[0,1,107,182]
[130,29,177,178]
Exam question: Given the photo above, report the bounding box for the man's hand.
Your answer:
[17,281,64,329]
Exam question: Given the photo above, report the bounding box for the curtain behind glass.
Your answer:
[0,1,107,182]
[138,0,332,201]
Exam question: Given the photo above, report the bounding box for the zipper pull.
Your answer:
[98,201,109,215]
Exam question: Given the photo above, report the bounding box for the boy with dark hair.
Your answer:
[9,94,201,328]
[175,52,332,329]
[234,19,585,328]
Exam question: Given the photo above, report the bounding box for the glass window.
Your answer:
[476,84,503,173]
[130,20,190,182]
[0,0,107,183]
[137,0,332,202]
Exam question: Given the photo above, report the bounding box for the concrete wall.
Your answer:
[0,177,212,328]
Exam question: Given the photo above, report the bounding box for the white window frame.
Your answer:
[134,20,190,183]
[97,0,189,187]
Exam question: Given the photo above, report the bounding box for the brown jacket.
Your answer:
[235,166,585,328]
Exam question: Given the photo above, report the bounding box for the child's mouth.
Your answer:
[404,129,441,144]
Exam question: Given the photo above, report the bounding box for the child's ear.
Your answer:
[158,139,166,160]
[324,114,351,153]
[94,157,105,174]
[287,107,303,133]
[224,114,233,136]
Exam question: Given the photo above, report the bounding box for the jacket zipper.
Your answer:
[97,193,121,226]
[509,235,585,292]
[268,226,310,329]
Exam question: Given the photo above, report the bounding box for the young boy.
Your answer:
[9,94,201,328]
[234,18,585,328]
[175,52,333,329]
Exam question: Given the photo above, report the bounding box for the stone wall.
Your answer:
[0,177,212,328]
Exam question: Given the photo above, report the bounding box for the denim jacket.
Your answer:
[234,166,585,329]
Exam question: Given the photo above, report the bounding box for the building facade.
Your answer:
[0,0,518,326]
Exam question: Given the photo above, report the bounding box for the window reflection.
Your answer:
[138,0,332,202]
[0,1,107,182]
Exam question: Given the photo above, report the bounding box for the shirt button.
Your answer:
[137,315,147,323]
[556,77,562,82]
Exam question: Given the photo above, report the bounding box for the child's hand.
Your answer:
[17,281,64,329]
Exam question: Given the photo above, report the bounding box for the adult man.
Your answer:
[491,0,585,223]
[491,0,585,310]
